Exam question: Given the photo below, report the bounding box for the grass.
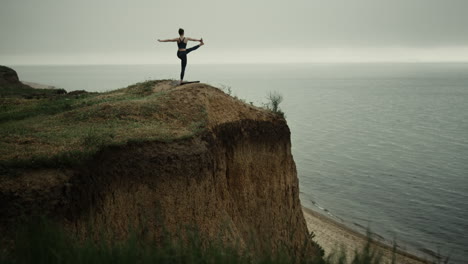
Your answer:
[0,217,405,264]
[0,80,208,170]
[1,216,448,264]
[0,83,66,99]
[0,96,75,123]
[215,84,286,118]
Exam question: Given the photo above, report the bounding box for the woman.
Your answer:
[158,28,204,84]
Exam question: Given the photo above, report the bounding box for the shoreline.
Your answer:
[302,206,431,264]
[21,81,56,89]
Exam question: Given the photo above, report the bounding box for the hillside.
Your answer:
[0,79,321,261]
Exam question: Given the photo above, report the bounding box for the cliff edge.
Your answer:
[0,80,320,259]
[0,65,66,98]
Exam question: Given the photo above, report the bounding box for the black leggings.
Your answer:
[177,45,200,81]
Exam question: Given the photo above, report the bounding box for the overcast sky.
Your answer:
[1,0,468,64]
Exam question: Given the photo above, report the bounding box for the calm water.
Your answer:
[12,63,468,263]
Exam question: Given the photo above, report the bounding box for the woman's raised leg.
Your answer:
[185,45,200,54]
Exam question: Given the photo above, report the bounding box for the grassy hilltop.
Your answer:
[0,80,207,170]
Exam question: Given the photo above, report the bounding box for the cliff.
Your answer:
[0,65,66,98]
[0,80,320,260]
[0,66,21,85]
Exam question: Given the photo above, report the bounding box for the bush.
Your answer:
[265,91,285,118]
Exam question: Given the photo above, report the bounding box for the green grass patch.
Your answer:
[0,80,208,170]
[0,83,66,99]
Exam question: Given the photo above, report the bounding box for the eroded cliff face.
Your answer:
[0,83,319,259]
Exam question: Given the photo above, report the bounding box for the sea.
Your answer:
[11,63,468,263]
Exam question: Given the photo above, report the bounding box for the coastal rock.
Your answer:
[0,65,20,84]
[0,66,66,98]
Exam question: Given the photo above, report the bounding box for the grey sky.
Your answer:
[1,0,468,64]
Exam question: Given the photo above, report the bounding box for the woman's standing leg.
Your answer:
[180,55,187,81]
[177,51,187,82]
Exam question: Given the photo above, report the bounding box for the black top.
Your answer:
[177,37,187,49]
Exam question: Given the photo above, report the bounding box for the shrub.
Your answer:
[265,91,285,118]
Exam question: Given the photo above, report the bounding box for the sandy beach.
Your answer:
[21,81,56,89]
[302,207,431,264]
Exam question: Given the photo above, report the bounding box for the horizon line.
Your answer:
[5,61,468,67]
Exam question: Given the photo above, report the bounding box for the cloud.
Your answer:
[1,0,468,64]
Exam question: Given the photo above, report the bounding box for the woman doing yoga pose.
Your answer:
[158,28,204,84]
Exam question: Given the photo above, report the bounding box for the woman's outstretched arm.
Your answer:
[158,38,178,42]
[187,37,202,42]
